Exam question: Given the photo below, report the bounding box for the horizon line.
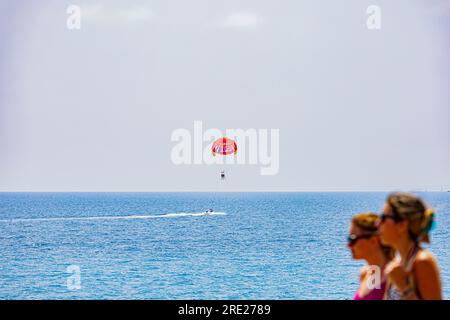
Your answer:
[0,189,448,193]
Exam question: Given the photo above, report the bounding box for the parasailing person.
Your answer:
[208,137,237,213]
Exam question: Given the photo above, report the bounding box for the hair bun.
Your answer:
[420,209,436,243]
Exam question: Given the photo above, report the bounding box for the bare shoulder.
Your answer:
[414,249,440,272]
[416,249,438,263]
[413,249,442,299]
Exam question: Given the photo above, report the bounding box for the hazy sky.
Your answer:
[0,0,449,191]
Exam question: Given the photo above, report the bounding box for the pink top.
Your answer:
[353,282,387,300]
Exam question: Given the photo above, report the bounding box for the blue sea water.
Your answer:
[0,192,448,300]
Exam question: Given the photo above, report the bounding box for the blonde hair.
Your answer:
[387,192,435,244]
[352,212,395,260]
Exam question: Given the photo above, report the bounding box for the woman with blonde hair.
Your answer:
[348,213,394,300]
[378,192,442,300]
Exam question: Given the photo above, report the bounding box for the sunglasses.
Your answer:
[347,234,373,245]
[379,213,404,223]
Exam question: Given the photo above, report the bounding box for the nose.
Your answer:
[375,219,381,228]
[376,215,384,228]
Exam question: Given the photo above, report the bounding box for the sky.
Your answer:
[0,0,449,192]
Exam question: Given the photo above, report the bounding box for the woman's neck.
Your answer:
[365,251,387,269]
[396,237,416,263]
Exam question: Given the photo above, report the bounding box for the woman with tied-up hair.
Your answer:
[378,192,442,300]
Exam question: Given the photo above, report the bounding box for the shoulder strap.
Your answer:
[405,245,422,299]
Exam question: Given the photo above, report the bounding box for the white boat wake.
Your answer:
[0,212,227,223]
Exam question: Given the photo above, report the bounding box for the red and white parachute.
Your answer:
[211,137,237,180]
[211,137,237,156]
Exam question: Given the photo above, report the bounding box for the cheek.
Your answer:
[383,222,397,237]
[353,242,365,255]
[350,246,360,258]
[379,224,391,243]
[360,241,373,253]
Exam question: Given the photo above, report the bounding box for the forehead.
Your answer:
[349,223,362,235]
[382,202,392,214]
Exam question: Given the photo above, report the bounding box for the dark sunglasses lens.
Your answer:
[347,235,355,244]
[348,234,374,245]
[381,214,401,223]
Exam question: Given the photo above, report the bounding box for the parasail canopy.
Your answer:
[211,137,237,156]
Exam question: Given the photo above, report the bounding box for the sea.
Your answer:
[0,192,448,299]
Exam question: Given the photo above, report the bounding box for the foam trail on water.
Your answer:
[0,212,226,223]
